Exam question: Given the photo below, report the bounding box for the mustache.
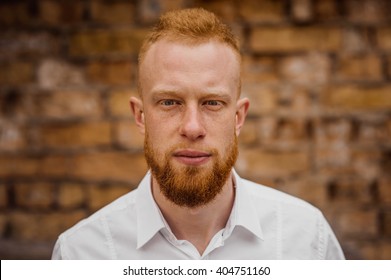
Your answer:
[170,147,218,157]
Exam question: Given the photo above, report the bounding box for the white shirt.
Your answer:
[52,171,345,259]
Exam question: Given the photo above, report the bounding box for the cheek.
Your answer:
[145,116,176,143]
[144,118,174,155]
[209,120,237,151]
[209,114,236,135]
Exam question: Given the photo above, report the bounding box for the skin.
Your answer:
[130,38,249,255]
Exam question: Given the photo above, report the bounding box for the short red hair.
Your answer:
[138,8,240,65]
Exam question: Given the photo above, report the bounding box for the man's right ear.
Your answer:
[129,97,145,134]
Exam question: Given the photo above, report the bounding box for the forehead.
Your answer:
[139,39,240,97]
[140,37,240,65]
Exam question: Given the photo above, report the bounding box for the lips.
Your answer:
[173,149,212,166]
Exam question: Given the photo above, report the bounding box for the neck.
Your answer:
[151,172,235,255]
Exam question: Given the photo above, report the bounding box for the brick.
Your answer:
[315,118,352,146]
[279,53,331,85]
[0,213,7,237]
[238,118,257,146]
[256,117,309,149]
[314,0,340,21]
[0,88,31,120]
[87,60,133,85]
[383,146,391,173]
[241,56,278,84]
[342,28,371,54]
[291,0,313,22]
[290,89,312,114]
[352,150,382,179]
[236,149,309,179]
[138,0,188,23]
[14,183,55,209]
[241,85,278,116]
[347,240,391,260]
[91,0,135,24]
[315,145,352,174]
[256,117,278,145]
[357,120,387,146]
[0,32,60,59]
[71,151,147,184]
[38,121,112,149]
[33,90,103,119]
[377,27,391,51]
[383,211,391,237]
[341,240,377,259]
[378,177,391,204]
[388,118,391,140]
[194,0,237,22]
[114,120,144,150]
[0,61,33,85]
[337,209,378,237]
[346,0,391,24]
[0,239,54,260]
[379,242,391,259]
[39,0,84,25]
[87,184,134,212]
[0,156,40,178]
[0,184,8,208]
[274,118,309,147]
[108,88,137,117]
[0,2,33,25]
[387,56,391,78]
[278,176,328,208]
[359,242,382,260]
[330,178,374,205]
[0,121,27,152]
[314,118,353,172]
[70,28,148,57]
[322,85,391,111]
[0,151,147,183]
[9,210,86,241]
[0,155,72,178]
[250,27,341,52]
[37,59,85,90]
[239,0,284,23]
[335,54,383,81]
[40,155,72,177]
[58,183,85,209]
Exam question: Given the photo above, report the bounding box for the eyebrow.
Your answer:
[201,93,233,104]
[151,90,182,102]
[151,90,233,103]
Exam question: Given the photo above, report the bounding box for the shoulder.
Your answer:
[239,177,323,221]
[67,188,137,235]
[55,188,138,258]
[241,178,318,207]
[237,177,345,259]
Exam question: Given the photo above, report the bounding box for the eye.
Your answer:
[203,100,224,110]
[205,100,220,106]
[160,99,180,106]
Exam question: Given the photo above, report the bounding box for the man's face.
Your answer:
[132,39,248,208]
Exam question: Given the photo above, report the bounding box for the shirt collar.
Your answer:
[135,170,264,249]
[135,171,166,249]
[230,170,264,240]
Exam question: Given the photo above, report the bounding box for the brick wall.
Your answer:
[0,0,390,260]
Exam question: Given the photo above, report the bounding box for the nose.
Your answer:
[179,105,206,141]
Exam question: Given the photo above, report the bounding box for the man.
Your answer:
[52,8,345,259]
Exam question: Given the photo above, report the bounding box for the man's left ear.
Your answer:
[235,97,250,136]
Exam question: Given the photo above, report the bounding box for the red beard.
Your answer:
[144,133,238,208]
